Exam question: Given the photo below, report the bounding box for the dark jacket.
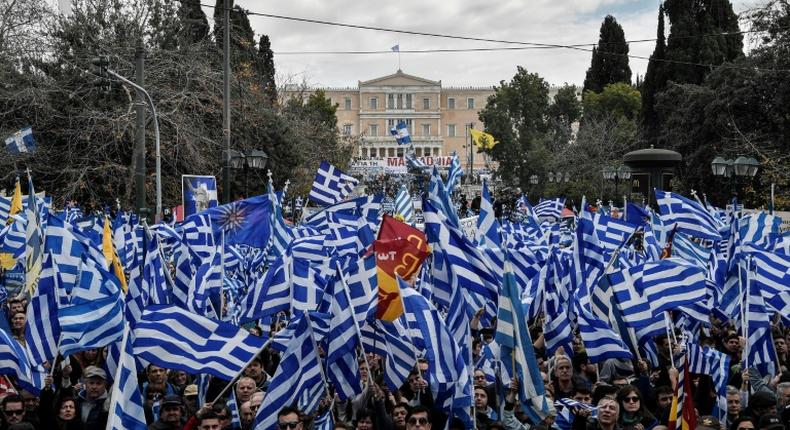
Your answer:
[75,390,108,430]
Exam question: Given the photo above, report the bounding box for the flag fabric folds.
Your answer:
[133,305,266,380]
[106,326,148,430]
[390,121,412,145]
[4,126,35,153]
[655,190,722,240]
[309,161,359,207]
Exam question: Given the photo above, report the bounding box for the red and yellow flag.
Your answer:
[374,215,430,321]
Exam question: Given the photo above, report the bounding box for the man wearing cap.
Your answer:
[77,366,109,430]
[183,384,199,417]
[748,391,778,422]
[757,414,784,430]
[150,395,186,430]
[697,416,722,430]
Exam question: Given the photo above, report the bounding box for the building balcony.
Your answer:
[361,136,444,145]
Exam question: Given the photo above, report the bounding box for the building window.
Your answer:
[397,147,404,157]
[387,119,413,131]
[388,147,395,157]
[433,147,440,156]
[422,124,431,136]
[448,124,456,137]
[423,98,430,110]
[448,97,456,109]
[370,97,378,110]
[406,94,413,109]
[361,148,368,157]
[415,147,422,157]
[467,97,475,109]
[343,124,353,135]
[344,97,352,110]
[370,148,377,157]
[387,94,395,109]
[369,124,378,136]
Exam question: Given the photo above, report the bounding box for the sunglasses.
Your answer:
[624,396,640,403]
[278,421,299,430]
[408,417,429,426]
[4,410,24,416]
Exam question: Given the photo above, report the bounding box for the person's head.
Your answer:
[146,382,166,406]
[655,386,674,411]
[248,326,262,336]
[7,299,24,316]
[83,366,108,400]
[19,391,38,412]
[405,406,432,430]
[572,387,592,404]
[731,417,756,430]
[774,337,787,356]
[334,422,351,430]
[236,377,256,403]
[211,404,231,429]
[160,395,183,424]
[474,369,487,386]
[656,334,670,357]
[726,386,742,416]
[250,392,264,415]
[757,414,784,430]
[56,397,77,421]
[553,355,573,382]
[750,390,778,416]
[356,409,375,430]
[592,384,619,405]
[240,401,253,426]
[776,382,790,407]
[697,416,722,430]
[171,370,189,387]
[359,359,369,382]
[724,333,741,353]
[198,411,221,430]
[147,364,168,384]
[277,406,302,430]
[183,384,198,409]
[10,312,25,331]
[393,403,409,429]
[474,386,489,409]
[244,358,264,381]
[473,339,482,356]
[617,385,645,416]
[596,397,620,426]
[2,395,25,424]
[408,369,425,393]
[82,348,100,364]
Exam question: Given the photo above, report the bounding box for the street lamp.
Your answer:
[229,149,269,198]
[529,174,539,185]
[602,165,631,198]
[711,155,760,203]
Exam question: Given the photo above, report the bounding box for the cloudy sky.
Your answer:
[206,0,753,89]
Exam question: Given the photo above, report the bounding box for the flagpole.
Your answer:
[396,274,424,402]
[743,257,751,375]
[220,230,226,321]
[211,336,275,404]
[663,312,675,369]
[335,260,375,388]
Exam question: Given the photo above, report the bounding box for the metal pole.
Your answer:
[222,0,233,203]
[469,123,474,183]
[134,45,147,218]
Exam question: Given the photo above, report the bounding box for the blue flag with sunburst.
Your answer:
[205,195,271,249]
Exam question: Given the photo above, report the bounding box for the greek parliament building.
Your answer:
[299,70,497,173]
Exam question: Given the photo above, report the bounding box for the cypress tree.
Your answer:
[256,35,277,106]
[177,0,209,45]
[583,15,632,94]
[640,4,668,145]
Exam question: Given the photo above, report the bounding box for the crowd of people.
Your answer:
[1,288,789,430]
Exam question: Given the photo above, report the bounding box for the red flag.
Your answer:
[681,356,697,430]
[661,224,678,259]
[374,215,430,321]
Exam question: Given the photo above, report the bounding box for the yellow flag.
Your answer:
[470,129,498,150]
[103,216,128,293]
[0,178,23,268]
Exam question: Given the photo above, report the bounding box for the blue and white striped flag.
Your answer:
[57,257,124,356]
[446,152,463,194]
[390,121,412,145]
[739,212,781,245]
[592,213,638,251]
[227,389,242,429]
[106,325,147,430]
[133,305,266,380]
[534,198,565,220]
[404,149,428,171]
[24,175,43,295]
[686,343,730,424]
[496,265,551,423]
[361,320,416,392]
[24,254,60,366]
[253,313,324,430]
[573,300,633,363]
[4,126,35,153]
[744,273,777,376]
[322,271,363,401]
[0,326,34,387]
[655,190,722,240]
[309,161,359,207]
[477,180,501,249]
[394,185,413,224]
[742,244,790,321]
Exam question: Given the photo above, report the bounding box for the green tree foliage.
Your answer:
[640,4,667,145]
[0,0,345,210]
[477,67,551,188]
[546,84,582,151]
[583,15,632,94]
[583,82,641,121]
[654,1,790,209]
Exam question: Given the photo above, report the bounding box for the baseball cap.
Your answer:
[751,391,777,409]
[183,384,198,397]
[161,395,183,407]
[83,366,107,380]
[758,414,784,430]
[697,416,721,430]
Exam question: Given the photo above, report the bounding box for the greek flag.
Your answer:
[361,320,416,392]
[268,183,294,259]
[496,265,551,423]
[309,161,359,207]
[534,198,565,220]
[742,244,790,320]
[394,185,413,224]
[401,282,473,428]
[57,257,124,356]
[24,254,60,366]
[744,275,777,376]
[4,126,35,153]
[227,390,242,429]
[655,190,722,240]
[106,326,147,430]
[686,343,730,424]
[446,152,463,194]
[428,166,459,227]
[24,175,43,295]
[592,213,638,251]
[44,213,108,294]
[254,313,323,430]
[0,326,34,387]
[608,259,707,328]
[323,272,363,401]
[477,180,502,249]
[404,149,428,171]
[342,253,378,325]
[390,121,412,145]
[672,232,712,269]
[133,305,266,380]
[739,212,781,245]
[238,253,289,323]
[573,300,633,362]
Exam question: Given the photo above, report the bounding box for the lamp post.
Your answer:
[229,149,269,199]
[711,155,760,204]
[602,164,631,200]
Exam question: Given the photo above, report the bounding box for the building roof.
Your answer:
[624,147,682,163]
[359,69,441,87]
